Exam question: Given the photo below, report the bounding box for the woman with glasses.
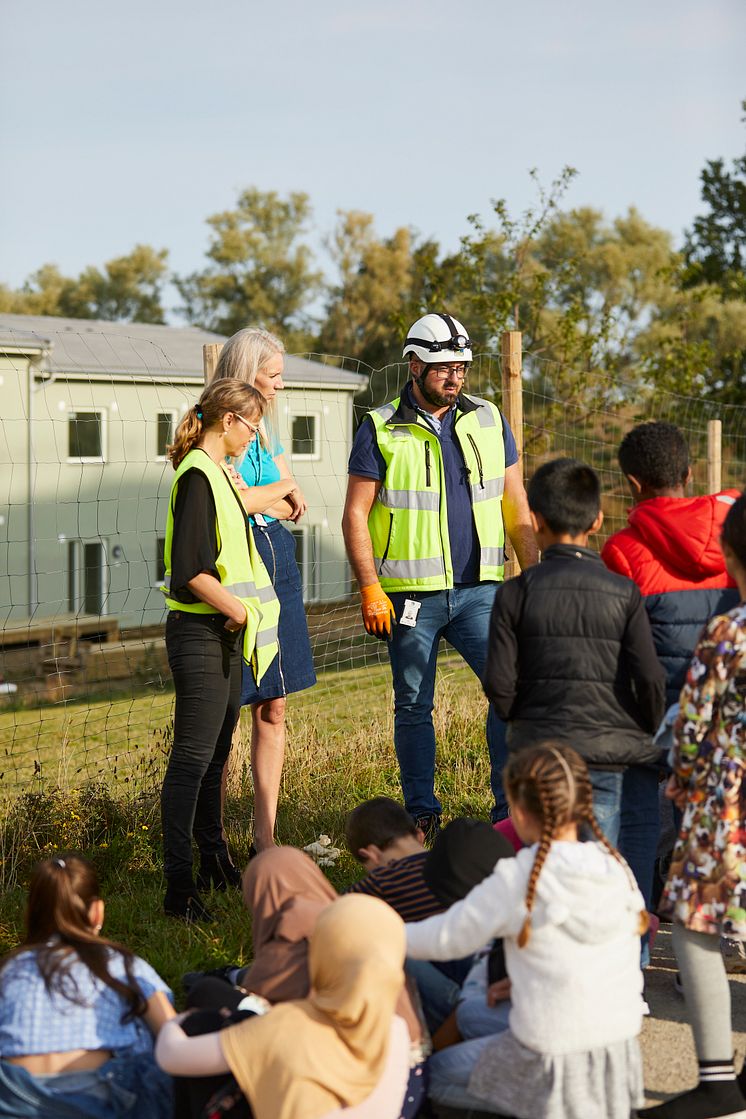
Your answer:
[160,378,293,922]
[212,330,317,854]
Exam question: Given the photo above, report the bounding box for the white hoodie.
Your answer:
[406,841,645,1056]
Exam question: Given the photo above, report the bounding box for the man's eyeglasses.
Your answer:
[233,413,261,434]
[427,364,469,381]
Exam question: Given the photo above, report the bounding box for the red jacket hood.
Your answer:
[627,492,740,579]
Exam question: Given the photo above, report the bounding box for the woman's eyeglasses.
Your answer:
[233,413,261,434]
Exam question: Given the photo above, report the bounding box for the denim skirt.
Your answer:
[241,520,317,705]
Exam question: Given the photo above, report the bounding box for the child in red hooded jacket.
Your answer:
[602,421,739,956]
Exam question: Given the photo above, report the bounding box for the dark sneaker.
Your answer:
[413,813,442,845]
[638,1080,746,1118]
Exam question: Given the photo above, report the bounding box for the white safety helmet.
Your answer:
[402,313,473,364]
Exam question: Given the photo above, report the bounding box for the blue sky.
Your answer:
[2,0,744,317]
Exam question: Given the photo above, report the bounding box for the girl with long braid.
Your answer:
[406,742,647,1119]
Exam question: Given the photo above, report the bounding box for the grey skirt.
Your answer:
[468,1029,644,1119]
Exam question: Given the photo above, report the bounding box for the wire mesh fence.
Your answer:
[1,318,744,796]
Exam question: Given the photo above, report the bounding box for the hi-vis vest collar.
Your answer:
[366,384,506,592]
[162,449,280,684]
[382,387,483,427]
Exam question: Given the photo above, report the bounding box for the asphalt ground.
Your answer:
[641,922,746,1106]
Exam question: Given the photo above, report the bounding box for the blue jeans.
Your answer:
[589,767,653,967]
[428,1036,495,1110]
[588,769,623,846]
[0,1055,173,1118]
[387,585,508,818]
[404,959,460,1034]
[619,765,660,913]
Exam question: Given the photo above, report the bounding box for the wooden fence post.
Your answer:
[500,331,523,580]
[707,419,722,494]
[202,342,223,385]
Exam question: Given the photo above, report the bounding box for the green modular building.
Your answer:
[0,315,368,632]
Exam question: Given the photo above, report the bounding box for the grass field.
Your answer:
[0,651,492,1001]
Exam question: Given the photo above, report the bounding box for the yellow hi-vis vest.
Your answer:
[162,449,280,685]
[366,391,506,592]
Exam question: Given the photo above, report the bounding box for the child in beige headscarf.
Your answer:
[156,894,410,1119]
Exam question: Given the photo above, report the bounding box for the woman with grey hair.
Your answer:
[213,329,316,852]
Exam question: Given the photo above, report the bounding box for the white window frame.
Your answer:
[289,410,321,462]
[67,538,109,616]
[288,525,318,604]
[155,409,178,461]
[67,407,107,463]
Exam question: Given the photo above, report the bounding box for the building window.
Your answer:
[68,540,107,615]
[156,536,166,585]
[68,410,105,461]
[156,411,177,459]
[291,414,319,459]
[288,526,318,603]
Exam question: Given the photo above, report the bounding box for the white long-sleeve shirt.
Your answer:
[406,841,645,1056]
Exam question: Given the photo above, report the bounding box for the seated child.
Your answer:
[407,742,647,1119]
[344,796,445,921]
[156,896,411,1119]
[424,818,516,1045]
[0,854,174,1119]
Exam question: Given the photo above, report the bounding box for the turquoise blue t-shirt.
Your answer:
[237,438,285,524]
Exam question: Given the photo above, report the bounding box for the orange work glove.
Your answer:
[360,583,396,639]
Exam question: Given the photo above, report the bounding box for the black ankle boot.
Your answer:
[196,851,242,892]
[164,885,215,923]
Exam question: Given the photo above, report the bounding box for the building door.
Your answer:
[67,540,107,616]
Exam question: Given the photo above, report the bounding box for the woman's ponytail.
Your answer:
[167,405,203,469]
[167,381,265,470]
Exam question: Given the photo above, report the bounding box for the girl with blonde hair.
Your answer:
[212,329,316,852]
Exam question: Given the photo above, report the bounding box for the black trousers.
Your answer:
[161,612,242,885]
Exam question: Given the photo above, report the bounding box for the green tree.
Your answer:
[0,246,169,322]
[682,102,746,300]
[176,188,323,347]
[644,105,746,402]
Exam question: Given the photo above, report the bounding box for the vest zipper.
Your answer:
[378,512,394,576]
[467,433,485,489]
[425,441,432,487]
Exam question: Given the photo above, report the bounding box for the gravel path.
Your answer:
[642,923,746,1105]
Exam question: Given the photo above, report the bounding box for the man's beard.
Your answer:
[416,374,460,409]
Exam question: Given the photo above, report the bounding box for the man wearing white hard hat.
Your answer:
[342,313,536,837]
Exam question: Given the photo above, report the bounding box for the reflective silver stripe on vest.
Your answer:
[372,402,396,420]
[256,627,279,647]
[391,428,413,439]
[480,546,505,567]
[225,580,258,598]
[465,396,498,428]
[224,582,276,604]
[375,556,446,579]
[162,576,171,590]
[378,488,440,512]
[470,477,505,503]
